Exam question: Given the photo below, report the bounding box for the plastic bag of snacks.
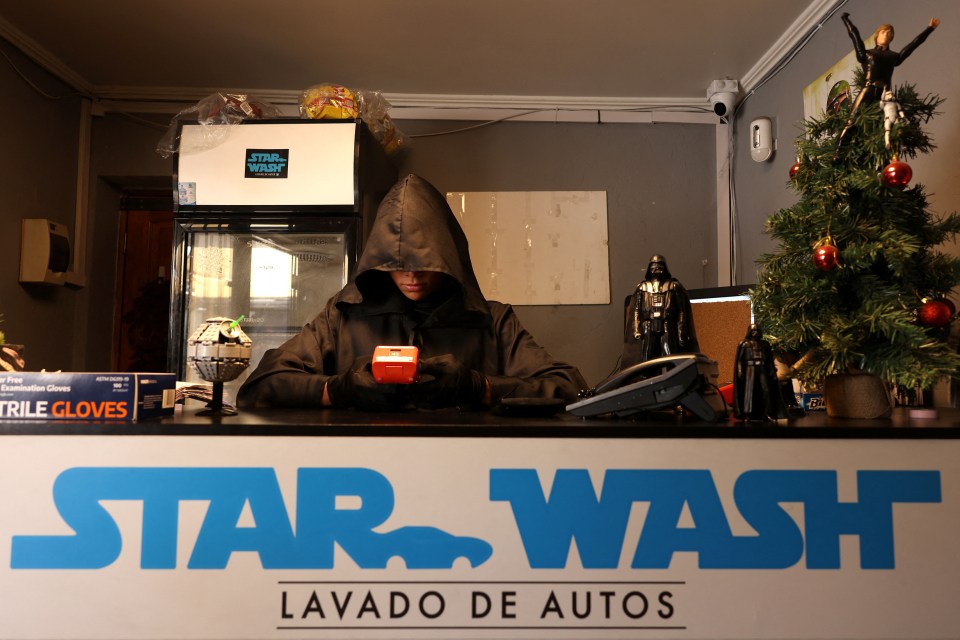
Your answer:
[357,89,407,156]
[300,84,360,120]
[156,93,283,158]
[300,83,407,155]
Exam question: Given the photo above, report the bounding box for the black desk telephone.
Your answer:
[566,353,726,421]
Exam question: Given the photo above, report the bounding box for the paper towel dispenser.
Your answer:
[20,218,71,286]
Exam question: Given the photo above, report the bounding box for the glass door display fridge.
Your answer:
[169,217,358,401]
[168,119,396,403]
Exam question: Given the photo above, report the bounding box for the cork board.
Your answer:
[690,296,753,386]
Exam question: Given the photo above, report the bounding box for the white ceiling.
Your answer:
[0,0,838,115]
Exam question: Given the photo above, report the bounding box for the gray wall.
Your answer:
[3,0,958,386]
[396,120,716,384]
[733,0,960,285]
[0,38,81,371]
[0,34,719,385]
[80,113,172,371]
[0,34,173,372]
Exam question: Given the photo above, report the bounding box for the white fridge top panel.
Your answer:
[176,120,357,208]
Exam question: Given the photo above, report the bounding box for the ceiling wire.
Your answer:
[407,104,714,138]
[406,109,545,137]
[0,42,713,141]
[115,111,169,132]
[3,2,851,287]
[728,0,849,285]
[0,39,89,101]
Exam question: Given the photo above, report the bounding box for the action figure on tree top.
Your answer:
[835,13,939,156]
[750,14,960,418]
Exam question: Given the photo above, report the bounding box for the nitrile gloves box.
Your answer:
[0,372,176,421]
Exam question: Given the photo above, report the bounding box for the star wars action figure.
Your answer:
[835,13,939,156]
[733,324,790,421]
[621,255,699,369]
[881,90,905,149]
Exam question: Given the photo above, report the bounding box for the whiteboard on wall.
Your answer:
[446,191,609,305]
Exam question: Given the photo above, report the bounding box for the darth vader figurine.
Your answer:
[621,255,699,368]
[733,324,790,421]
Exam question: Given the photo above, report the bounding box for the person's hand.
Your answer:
[325,356,407,410]
[409,355,487,408]
[930,18,940,29]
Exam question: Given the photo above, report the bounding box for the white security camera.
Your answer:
[709,92,737,116]
[707,79,740,117]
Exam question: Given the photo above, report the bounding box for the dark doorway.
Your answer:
[113,195,174,372]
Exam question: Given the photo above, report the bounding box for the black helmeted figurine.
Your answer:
[733,324,790,421]
[834,13,939,156]
[621,255,699,368]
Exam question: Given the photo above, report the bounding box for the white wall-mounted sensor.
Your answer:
[750,117,774,162]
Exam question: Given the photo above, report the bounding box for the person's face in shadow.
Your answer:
[390,271,444,301]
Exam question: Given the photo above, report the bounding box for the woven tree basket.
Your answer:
[823,371,894,419]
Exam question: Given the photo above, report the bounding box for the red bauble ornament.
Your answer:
[918,299,953,327]
[813,243,840,270]
[881,160,913,188]
[789,162,801,179]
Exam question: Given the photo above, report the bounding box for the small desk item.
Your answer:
[186,316,251,416]
[371,346,420,384]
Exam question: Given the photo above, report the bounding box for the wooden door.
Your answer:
[113,209,175,372]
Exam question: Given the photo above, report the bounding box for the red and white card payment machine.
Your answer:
[371,346,420,384]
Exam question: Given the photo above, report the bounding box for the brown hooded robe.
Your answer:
[237,174,587,408]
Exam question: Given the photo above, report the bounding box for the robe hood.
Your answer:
[336,174,489,315]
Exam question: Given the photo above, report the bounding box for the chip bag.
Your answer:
[300,84,360,120]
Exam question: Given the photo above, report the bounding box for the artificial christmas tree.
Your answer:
[751,66,960,417]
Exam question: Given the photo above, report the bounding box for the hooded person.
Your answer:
[237,174,587,410]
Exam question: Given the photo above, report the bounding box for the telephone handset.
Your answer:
[593,355,692,395]
[566,353,725,421]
